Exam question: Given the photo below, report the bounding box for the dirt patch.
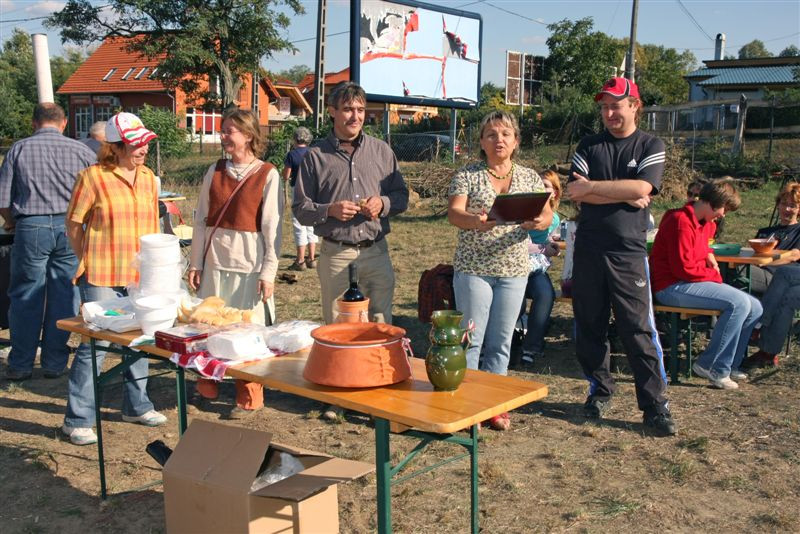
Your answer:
[1,310,798,533]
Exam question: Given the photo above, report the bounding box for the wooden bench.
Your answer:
[555,295,721,382]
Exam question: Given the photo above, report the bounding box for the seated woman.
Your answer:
[749,183,800,296]
[744,264,800,368]
[650,179,762,389]
[519,170,562,365]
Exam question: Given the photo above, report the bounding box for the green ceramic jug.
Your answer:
[425,310,468,391]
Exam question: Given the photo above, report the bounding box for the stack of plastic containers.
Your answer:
[134,233,184,334]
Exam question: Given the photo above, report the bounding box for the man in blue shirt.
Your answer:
[0,103,97,380]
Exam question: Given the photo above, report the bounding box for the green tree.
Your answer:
[46,0,304,108]
[138,105,189,160]
[544,17,625,99]
[0,29,84,140]
[635,44,697,105]
[738,39,771,59]
[272,65,312,84]
[779,44,800,57]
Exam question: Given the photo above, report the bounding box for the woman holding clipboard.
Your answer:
[447,110,553,431]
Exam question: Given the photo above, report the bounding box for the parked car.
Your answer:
[392,133,461,161]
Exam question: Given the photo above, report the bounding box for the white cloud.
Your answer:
[24,1,65,15]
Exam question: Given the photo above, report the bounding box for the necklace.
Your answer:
[229,158,257,180]
[486,163,514,180]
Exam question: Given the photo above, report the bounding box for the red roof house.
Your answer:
[57,35,308,139]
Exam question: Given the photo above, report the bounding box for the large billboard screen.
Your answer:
[352,0,482,109]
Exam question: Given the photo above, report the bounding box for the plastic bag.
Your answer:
[250,452,305,492]
[262,320,320,353]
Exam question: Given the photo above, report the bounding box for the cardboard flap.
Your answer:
[164,419,272,492]
[252,457,375,501]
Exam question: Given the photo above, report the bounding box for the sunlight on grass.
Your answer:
[591,495,643,517]
[677,436,709,454]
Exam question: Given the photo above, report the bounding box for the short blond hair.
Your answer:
[478,110,520,161]
[222,108,265,156]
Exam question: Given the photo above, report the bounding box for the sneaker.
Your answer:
[289,260,306,271]
[521,350,543,365]
[729,369,748,381]
[583,398,610,419]
[5,368,32,381]
[306,258,318,269]
[691,362,713,380]
[709,372,738,390]
[322,405,344,421]
[61,424,98,446]
[642,411,677,436]
[122,410,167,426]
[42,369,65,379]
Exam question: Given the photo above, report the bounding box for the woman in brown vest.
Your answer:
[188,109,282,418]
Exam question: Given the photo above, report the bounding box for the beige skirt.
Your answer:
[198,269,274,325]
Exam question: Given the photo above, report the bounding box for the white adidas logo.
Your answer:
[627,158,637,168]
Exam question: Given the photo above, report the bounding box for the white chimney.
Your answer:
[31,34,54,103]
[715,33,726,61]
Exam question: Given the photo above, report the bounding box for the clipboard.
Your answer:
[487,191,551,225]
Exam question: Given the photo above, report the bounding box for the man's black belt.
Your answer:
[323,235,384,248]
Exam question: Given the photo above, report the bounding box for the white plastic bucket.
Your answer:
[139,263,182,294]
[138,247,182,265]
[140,233,180,249]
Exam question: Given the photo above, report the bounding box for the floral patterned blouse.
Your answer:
[449,162,545,277]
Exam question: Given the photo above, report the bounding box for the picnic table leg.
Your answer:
[175,366,187,434]
[686,319,694,377]
[90,338,108,500]
[375,417,392,534]
[669,313,679,383]
[470,424,479,534]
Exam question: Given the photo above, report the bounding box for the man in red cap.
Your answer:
[566,77,675,436]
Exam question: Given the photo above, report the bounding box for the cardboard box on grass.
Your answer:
[163,419,374,534]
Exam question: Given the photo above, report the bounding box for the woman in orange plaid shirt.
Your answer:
[61,113,167,446]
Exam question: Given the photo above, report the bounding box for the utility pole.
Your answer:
[313,0,327,130]
[625,0,639,81]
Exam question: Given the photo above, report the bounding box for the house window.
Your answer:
[134,67,149,79]
[121,67,135,80]
[102,68,117,81]
[148,67,159,78]
[125,106,142,116]
[75,106,92,138]
[95,107,113,122]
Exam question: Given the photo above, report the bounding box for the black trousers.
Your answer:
[572,247,668,413]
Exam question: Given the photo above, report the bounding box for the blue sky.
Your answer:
[2,0,799,85]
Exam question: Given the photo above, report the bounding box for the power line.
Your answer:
[675,0,714,41]
[675,31,800,52]
[0,15,49,24]
[482,1,548,26]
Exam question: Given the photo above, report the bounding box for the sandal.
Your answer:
[289,260,306,271]
[306,258,318,269]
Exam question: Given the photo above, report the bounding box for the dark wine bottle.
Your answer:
[342,263,366,302]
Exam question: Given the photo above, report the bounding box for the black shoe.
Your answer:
[42,369,65,379]
[583,398,610,419]
[643,411,677,436]
[5,368,33,381]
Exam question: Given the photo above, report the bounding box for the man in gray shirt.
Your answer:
[293,82,408,325]
[80,120,106,154]
[0,103,97,380]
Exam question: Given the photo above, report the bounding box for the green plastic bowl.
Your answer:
[710,243,742,256]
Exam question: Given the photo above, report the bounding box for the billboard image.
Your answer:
[352,0,482,108]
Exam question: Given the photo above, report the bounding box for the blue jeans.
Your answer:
[521,270,555,354]
[453,271,527,375]
[64,282,154,428]
[656,281,762,376]
[759,264,800,355]
[7,215,79,374]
